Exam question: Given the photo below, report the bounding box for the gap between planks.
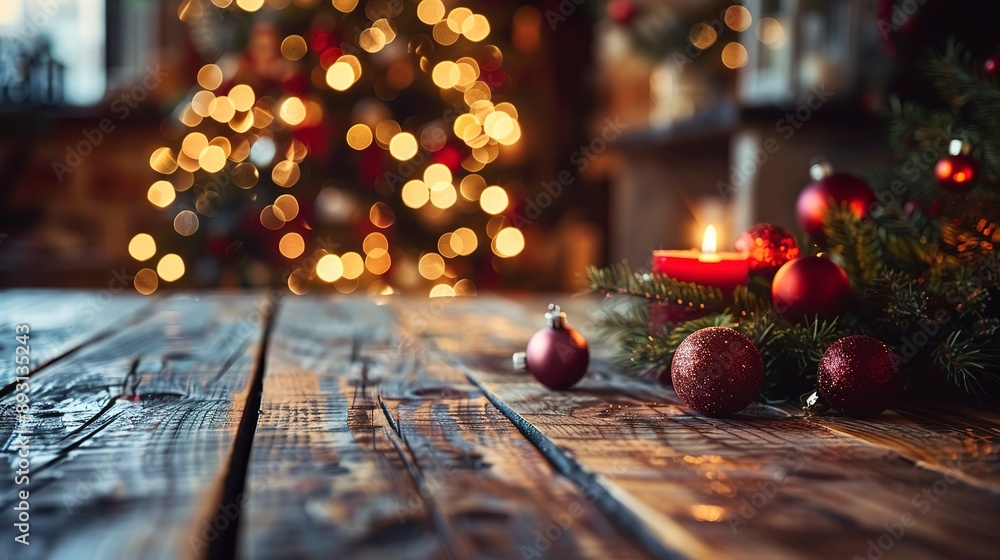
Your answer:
[444,352,690,560]
[205,297,279,560]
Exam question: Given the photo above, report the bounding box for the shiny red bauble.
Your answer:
[771,256,851,322]
[735,223,800,276]
[525,305,589,390]
[526,327,589,390]
[796,173,875,242]
[671,327,764,416]
[818,335,901,419]
[934,153,977,193]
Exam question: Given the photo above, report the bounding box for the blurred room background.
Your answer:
[2,0,999,295]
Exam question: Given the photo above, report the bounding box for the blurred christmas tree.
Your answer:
[130,0,526,296]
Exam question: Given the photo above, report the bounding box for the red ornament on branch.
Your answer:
[607,0,637,25]
[817,335,901,419]
[796,162,875,242]
[985,56,1000,77]
[771,256,851,322]
[735,223,800,276]
[670,327,764,416]
[934,140,977,193]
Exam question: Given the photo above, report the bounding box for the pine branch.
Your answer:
[823,207,884,286]
[756,318,851,398]
[587,261,725,310]
[933,331,1000,398]
[592,302,738,375]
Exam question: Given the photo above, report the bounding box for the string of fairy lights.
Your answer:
[129,0,524,296]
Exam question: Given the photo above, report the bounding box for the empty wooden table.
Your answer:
[1,291,998,560]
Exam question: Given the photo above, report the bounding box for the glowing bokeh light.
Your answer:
[418,253,446,280]
[364,232,389,254]
[756,18,787,48]
[128,234,157,261]
[725,5,752,32]
[317,254,345,282]
[279,97,306,125]
[370,202,396,228]
[147,181,176,208]
[389,132,419,160]
[493,227,524,258]
[197,64,223,90]
[342,252,365,279]
[721,42,749,69]
[134,268,159,295]
[281,35,308,60]
[279,233,305,259]
[174,210,200,236]
[157,254,186,282]
[690,23,718,50]
[347,124,374,150]
[479,186,508,214]
[327,62,357,91]
[418,0,445,24]
[274,194,300,222]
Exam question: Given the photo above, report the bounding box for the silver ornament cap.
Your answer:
[544,303,566,329]
[512,351,527,371]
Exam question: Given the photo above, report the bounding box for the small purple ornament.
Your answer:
[513,304,589,390]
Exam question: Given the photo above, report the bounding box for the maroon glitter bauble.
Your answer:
[934,153,977,193]
[771,256,851,322]
[526,327,589,390]
[670,327,764,416]
[818,335,901,419]
[796,173,875,242]
[735,223,800,276]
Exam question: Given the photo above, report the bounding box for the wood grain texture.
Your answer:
[239,297,446,560]
[3,292,998,560]
[807,402,1000,492]
[383,298,653,560]
[0,289,149,387]
[0,293,270,560]
[241,296,652,560]
[419,295,1000,560]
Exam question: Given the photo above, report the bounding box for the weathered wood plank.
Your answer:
[239,297,447,560]
[242,296,655,560]
[0,293,271,560]
[383,298,654,560]
[0,289,149,386]
[421,295,1000,560]
[803,403,1000,493]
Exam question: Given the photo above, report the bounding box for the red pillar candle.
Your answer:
[652,225,750,293]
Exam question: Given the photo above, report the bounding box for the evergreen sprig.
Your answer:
[586,262,726,310]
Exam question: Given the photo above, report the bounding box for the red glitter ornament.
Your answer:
[670,327,764,416]
[935,140,977,193]
[735,223,800,276]
[771,256,851,322]
[818,335,901,419]
[796,162,875,242]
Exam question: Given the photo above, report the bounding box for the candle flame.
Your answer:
[702,225,717,255]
